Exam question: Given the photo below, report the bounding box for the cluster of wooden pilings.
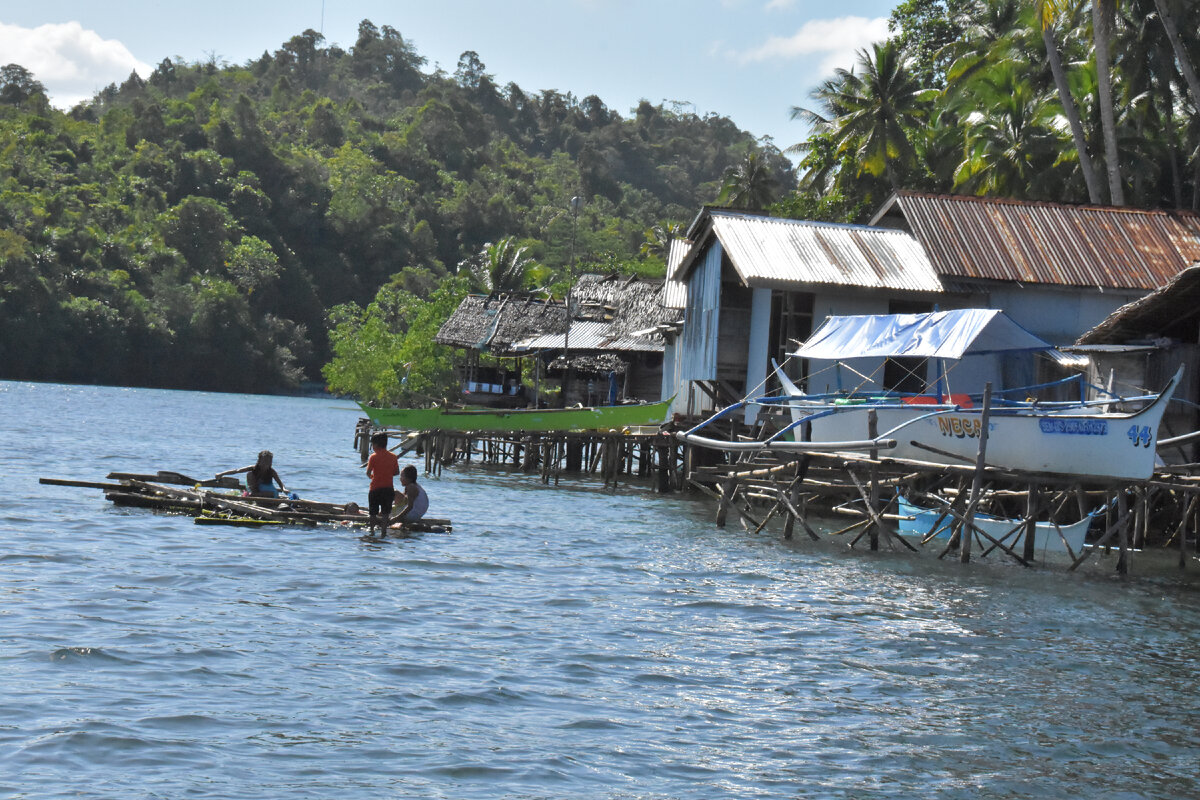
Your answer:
[355,412,1200,574]
[688,411,1200,575]
[355,418,692,491]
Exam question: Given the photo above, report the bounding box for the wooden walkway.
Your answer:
[355,409,1200,574]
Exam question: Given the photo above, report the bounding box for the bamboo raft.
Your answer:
[41,470,452,534]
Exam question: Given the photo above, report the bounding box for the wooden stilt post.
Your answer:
[868,409,880,550]
[358,424,371,463]
[782,467,799,541]
[1137,488,1150,550]
[655,440,670,493]
[960,383,993,564]
[1117,489,1130,575]
[715,475,739,528]
[1172,493,1198,569]
[1023,482,1038,562]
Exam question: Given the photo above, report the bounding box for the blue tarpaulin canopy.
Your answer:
[791,309,1051,360]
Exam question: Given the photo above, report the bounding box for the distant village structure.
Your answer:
[659,193,1200,422]
[432,193,1200,427]
[434,274,677,407]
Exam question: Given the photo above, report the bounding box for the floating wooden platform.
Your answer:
[40,470,452,534]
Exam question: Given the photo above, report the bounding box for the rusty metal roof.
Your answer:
[874,192,1200,290]
[680,209,944,293]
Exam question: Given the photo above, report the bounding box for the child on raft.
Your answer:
[216,450,286,498]
[365,434,428,534]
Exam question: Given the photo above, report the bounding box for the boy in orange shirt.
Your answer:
[365,432,400,535]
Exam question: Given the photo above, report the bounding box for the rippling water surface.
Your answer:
[2,381,1199,799]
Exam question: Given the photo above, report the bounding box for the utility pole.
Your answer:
[563,196,581,406]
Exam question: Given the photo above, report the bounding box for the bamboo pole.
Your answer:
[960,383,994,564]
[776,480,820,542]
[1023,482,1038,562]
[1069,505,1135,571]
[845,469,917,552]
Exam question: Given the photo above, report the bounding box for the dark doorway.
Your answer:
[770,291,814,388]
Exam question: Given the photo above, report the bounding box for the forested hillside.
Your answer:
[0,21,794,393]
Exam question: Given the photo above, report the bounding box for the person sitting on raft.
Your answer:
[216,450,286,498]
[392,465,429,526]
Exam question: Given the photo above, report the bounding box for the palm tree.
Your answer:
[943,0,1025,93]
[791,40,929,191]
[1035,0,1104,203]
[952,64,1064,197]
[1092,0,1126,204]
[1152,0,1200,115]
[1116,1,1183,206]
[639,222,684,259]
[716,152,777,209]
[458,236,535,295]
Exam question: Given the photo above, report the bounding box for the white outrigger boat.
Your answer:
[680,309,1182,482]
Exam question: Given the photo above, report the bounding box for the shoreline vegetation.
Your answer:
[3,2,1200,403]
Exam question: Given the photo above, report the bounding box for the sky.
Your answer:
[0,0,899,156]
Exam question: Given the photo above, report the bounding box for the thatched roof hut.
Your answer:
[569,274,681,340]
[434,293,566,357]
[1077,264,1200,345]
[434,275,682,358]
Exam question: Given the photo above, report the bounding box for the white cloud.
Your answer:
[0,21,152,108]
[737,16,890,75]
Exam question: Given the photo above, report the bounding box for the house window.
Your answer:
[883,299,933,394]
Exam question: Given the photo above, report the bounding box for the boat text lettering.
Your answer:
[1039,418,1108,436]
[937,416,983,439]
[1127,424,1152,447]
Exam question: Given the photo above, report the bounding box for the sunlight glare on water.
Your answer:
[1,381,1198,799]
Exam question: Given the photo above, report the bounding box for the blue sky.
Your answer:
[1,0,898,155]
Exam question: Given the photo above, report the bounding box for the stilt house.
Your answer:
[435,275,678,407]
[663,196,1200,421]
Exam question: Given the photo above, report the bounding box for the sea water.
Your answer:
[1,381,1198,799]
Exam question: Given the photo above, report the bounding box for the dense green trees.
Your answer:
[781,0,1200,220]
[0,24,793,393]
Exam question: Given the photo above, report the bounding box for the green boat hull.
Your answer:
[357,398,672,432]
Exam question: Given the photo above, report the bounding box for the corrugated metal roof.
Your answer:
[883,192,1200,290]
[1043,349,1090,369]
[685,210,945,293]
[513,321,663,353]
[661,238,689,309]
